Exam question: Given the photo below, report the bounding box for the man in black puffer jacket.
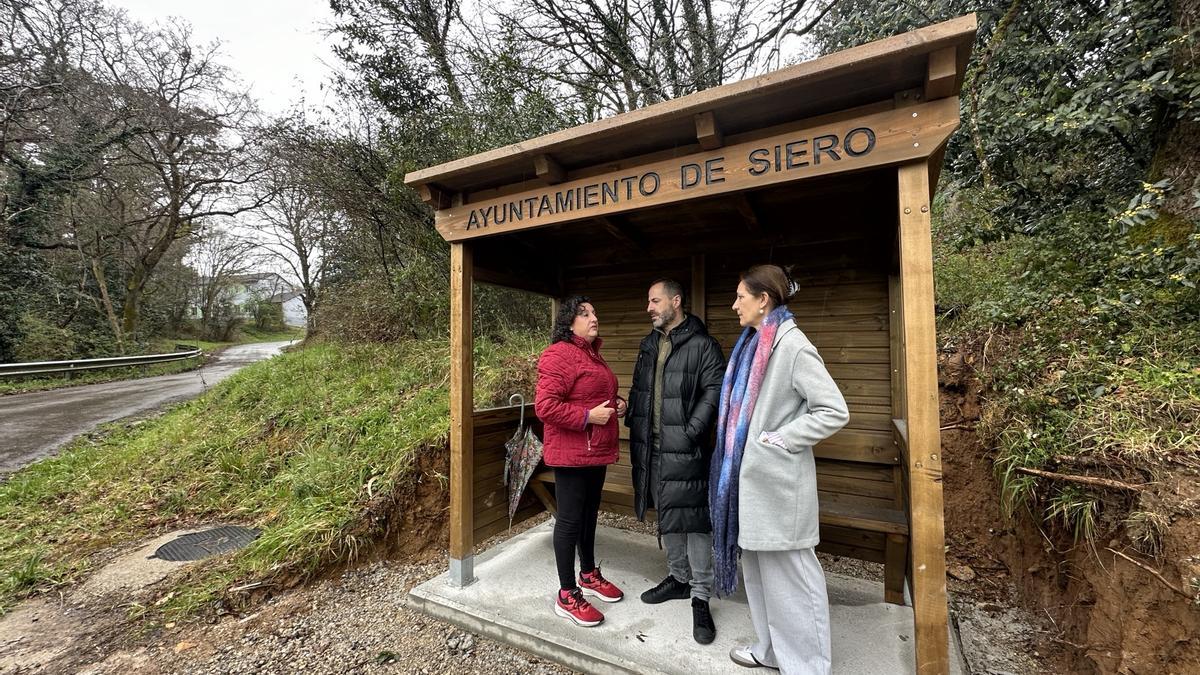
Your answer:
[625,278,725,645]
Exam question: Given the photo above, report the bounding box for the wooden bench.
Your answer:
[528,446,909,605]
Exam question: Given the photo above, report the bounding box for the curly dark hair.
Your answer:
[551,295,592,344]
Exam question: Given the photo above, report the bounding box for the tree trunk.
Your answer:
[88,254,125,352]
[121,272,143,339]
[1149,0,1199,218]
[966,0,1023,190]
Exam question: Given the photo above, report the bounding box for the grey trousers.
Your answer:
[742,548,832,675]
[662,532,714,601]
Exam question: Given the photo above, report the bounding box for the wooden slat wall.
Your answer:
[705,252,893,461]
[471,405,545,544]
[555,243,896,523]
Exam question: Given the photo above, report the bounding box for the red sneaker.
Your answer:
[580,566,624,602]
[555,588,604,627]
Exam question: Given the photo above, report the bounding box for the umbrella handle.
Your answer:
[509,393,525,428]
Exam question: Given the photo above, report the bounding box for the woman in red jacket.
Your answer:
[535,295,627,627]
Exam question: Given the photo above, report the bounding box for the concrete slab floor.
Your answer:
[407,522,964,674]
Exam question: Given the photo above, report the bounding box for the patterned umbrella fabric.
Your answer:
[503,398,543,527]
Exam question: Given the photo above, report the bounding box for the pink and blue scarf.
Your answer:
[709,304,793,596]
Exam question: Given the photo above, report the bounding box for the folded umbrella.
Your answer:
[503,396,543,527]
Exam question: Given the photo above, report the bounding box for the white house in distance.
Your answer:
[269,290,308,328]
[190,272,309,329]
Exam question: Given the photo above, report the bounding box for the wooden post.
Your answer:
[691,254,706,323]
[897,162,949,673]
[886,274,910,606]
[888,275,908,420]
[449,242,475,586]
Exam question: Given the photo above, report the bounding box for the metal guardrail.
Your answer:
[0,348,203,378]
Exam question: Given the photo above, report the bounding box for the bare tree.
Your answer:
[492,0,840,114]
[1,0,138,241]
[90,18,268,339]
[189,226,256,341]
[255,139,338,335]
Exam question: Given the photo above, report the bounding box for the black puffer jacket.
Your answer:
[625,314,725,533]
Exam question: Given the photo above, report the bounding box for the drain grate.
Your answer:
[150,525,261,562]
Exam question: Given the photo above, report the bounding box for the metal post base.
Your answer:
[449,555,476,588]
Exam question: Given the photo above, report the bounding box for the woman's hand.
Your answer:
[615,397,628,418]
[759,430,788,450]
[588,400,615,425]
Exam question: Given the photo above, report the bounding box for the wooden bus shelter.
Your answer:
[405,15,976,674]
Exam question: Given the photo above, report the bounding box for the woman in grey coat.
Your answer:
[709,264,849,674]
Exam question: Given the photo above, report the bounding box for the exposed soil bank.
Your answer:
[938,349,1200,674]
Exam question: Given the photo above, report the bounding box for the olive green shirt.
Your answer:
[650,328,672,442]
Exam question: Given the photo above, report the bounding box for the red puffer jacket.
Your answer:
[535,335,620,467]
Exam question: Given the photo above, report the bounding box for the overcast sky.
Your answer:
[108,0,339,116]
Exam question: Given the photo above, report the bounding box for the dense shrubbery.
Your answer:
[812,0,1200,544]
[934,181,1199,541]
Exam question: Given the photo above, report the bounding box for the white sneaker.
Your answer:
[729,645,779,669]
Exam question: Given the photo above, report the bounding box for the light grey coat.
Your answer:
[738,318,850,551]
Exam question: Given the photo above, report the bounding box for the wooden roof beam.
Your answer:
[416,184,454,210]
[924,46,957,100]
[475,265,562,297]
[594,216,646,252]
[694,111,724,150]
[504,230,542,260]
[474,233,563,296]
[534,154,566,184]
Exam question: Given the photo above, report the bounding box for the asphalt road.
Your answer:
[0,341,292,476]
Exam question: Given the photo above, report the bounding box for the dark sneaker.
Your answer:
[580,566,624,602]
[555,588,604,627]
[640,575,690,604]
[692,597,716,644]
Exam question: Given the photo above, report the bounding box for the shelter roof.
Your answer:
[404,15,976,196]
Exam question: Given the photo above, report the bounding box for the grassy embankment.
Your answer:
[933,191,1199,548]
[0,331,542,618]
[0,326,306,396]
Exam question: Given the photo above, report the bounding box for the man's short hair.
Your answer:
[651,278,686,309]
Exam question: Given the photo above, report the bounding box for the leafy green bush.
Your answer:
[12,314,77,362]
[252,299,286,332]
[937,185,1199,542]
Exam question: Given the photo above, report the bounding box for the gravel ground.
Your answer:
[100,513,891,675]
[8,511,1043,674]
[135,560,572,675]
[77,514,573,675]
[949,594,1048,675]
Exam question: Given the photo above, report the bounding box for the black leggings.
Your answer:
[553,465,607,589]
